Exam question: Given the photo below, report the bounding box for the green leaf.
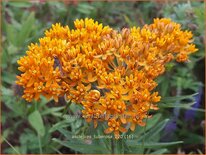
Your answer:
[114,138,124,154]
[2,72,16,85]
[53,138,109,153]
[159,102,205,112]
[161,93,197,103]
[1,86,13,96]
[160,76,170,96]
[95,126,110,152]
[194,6,204,33]
[2,90,26,117]
[146,114,162,130]
[150,148,168,154]
[73,120,82,129]
[28,110,45,136]
[77,3,95,15]
[38,96,52,107]
[184,133,204,144]
[159,101,195,108]
[181,107,205,112]
[41,106,64,116]
[126,141,183,148]
[21,131,39,150]
[1,129,10,143]
[49,118,75,133]
[5,23,18,46]
[62,100,71,116]
[133,113,162,137]
[7,44,18,55]
[143,119,169,141]
[17,12,35,46]
[131,119,169,141]
[1,48,8,69]
[57,128,73,139]
[8,1,32,8]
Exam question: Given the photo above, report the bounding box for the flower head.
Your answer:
[16,18,197,138]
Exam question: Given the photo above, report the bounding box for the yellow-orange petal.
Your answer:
[34,93,40,100]
[130,123,136,131]
[46,80,52,88]
[53,95,58,102]
[88,72,97,82]
[42,93,52,100]
[97,85,105,89]
[122,95,130,101]
[138,121,146,126]
[104,127,113,134]
[119,127,127,133]
[120,117,127,124]
[105,114,110,120]
[85,84,91,91]
[86,118,92,122]
[94,120,98,128]
[114,130,120,139]
[121,88,129,95]
[27,78,35,87]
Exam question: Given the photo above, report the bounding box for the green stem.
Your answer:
[141,102,152,154]
[111,136,115,154]
[50,146,63,154]
[35,100,38,110]
[62,100,72,117]
[141,119,147,154]
[3,137,20,154]
[38,134,42,154]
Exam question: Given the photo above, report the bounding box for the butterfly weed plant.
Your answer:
[14,17,200,154]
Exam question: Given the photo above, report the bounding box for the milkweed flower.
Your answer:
[16,18,197,138]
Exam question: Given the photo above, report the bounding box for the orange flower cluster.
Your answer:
[16,18,197,138]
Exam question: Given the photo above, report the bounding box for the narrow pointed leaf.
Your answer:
[126,141,183,148]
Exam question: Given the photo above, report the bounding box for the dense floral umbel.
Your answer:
[16,18,197,138]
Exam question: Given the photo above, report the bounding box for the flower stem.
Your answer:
[38,134,42,154]
[111,136,115,154]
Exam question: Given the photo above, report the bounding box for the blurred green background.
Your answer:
[1,0,205,154]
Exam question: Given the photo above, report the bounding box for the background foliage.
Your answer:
[1,0,205,154]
